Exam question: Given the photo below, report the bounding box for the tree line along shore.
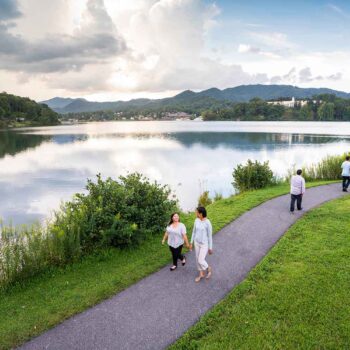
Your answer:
[2,91,350,129]
[0,92,60,129]
[63,93,350,123]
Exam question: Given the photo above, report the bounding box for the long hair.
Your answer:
[168,212,180,226]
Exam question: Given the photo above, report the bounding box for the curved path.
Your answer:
[20,183,347,350]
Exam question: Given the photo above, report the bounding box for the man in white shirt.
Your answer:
[341,156,350,192]
[290,169,306,212]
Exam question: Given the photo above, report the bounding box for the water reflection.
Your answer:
[0,122,349,225]
[167,132,343,149]
[0,131,89,158]
[0,131,50,158]
[18,120,350,136]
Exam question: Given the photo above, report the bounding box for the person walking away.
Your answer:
[162,213,189,271]
[341,156,350,192]
[189,206,213,282]
[290,169,305,212]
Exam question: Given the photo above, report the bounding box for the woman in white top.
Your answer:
[189,206,213,282]
[162,213,190,271]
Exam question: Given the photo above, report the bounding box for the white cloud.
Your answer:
[0,0,349,100]
[328,72,342,81]
[238,44,260,54]
[0,0,273,99]
[0,0,126,73]
[249,31,296,50]
[104,0,271,93]
[238,43,281,59]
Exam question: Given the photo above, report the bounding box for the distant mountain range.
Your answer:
[41,84,350,114]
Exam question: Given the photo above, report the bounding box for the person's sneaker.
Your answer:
[170,265,177,271]
[343,189,348,192]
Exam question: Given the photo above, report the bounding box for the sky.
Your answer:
[0,0,349,101]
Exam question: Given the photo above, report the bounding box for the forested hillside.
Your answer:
[0,92,60,128]
[201,94,350,121]
[43,84,350,114]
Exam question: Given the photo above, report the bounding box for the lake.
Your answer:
[1,121,350,225]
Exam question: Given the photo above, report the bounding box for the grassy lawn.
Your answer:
[0,181,335,350]
[170,193,350,350]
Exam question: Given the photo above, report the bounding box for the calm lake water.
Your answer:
[1,121,350,225]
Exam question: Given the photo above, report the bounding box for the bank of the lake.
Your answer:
[171,194,350,350]
[0,181,335,350]
[0,92,60,130]
[1,121,350,225]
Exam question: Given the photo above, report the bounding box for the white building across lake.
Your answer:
[267,97,313,108]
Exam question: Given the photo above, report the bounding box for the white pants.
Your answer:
[195,242,209,271]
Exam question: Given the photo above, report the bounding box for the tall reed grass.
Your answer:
[0,220,81,290]
[286,153,346,182]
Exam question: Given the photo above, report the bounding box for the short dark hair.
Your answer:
[196,206,207,218]
[346,156,350,161]
[297,169,302,175]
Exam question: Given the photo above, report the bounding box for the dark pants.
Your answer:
[342,176,350,190]
[290,194,302,212]
[169,245,184,266]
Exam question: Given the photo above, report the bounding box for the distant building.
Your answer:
[268,97,296,108]
[138,116,154,121]
[163,112,192,120]
[267,97,311,108]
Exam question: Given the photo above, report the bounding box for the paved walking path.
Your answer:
[20,183,347,350]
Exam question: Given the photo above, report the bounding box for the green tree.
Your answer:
[300,105,313,120]
[0,92,60,128]
[318,102,335,120]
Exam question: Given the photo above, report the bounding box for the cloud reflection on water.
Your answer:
[0,122,349,225]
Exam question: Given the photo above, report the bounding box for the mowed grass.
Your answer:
[0,181,335,349]
[170,194,350,350]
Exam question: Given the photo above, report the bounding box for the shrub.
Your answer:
[198,191,213,207]
[0,173,177,289]
[232,160,274,192]
[53,173,177,248]
[213,192,223,201]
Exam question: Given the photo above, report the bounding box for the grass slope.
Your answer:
[0,181,334,349]
[170,194,350,350]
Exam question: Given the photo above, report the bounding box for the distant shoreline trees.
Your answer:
[201,94,350,121]
[0,92,60,128]
[61,93,350,123]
